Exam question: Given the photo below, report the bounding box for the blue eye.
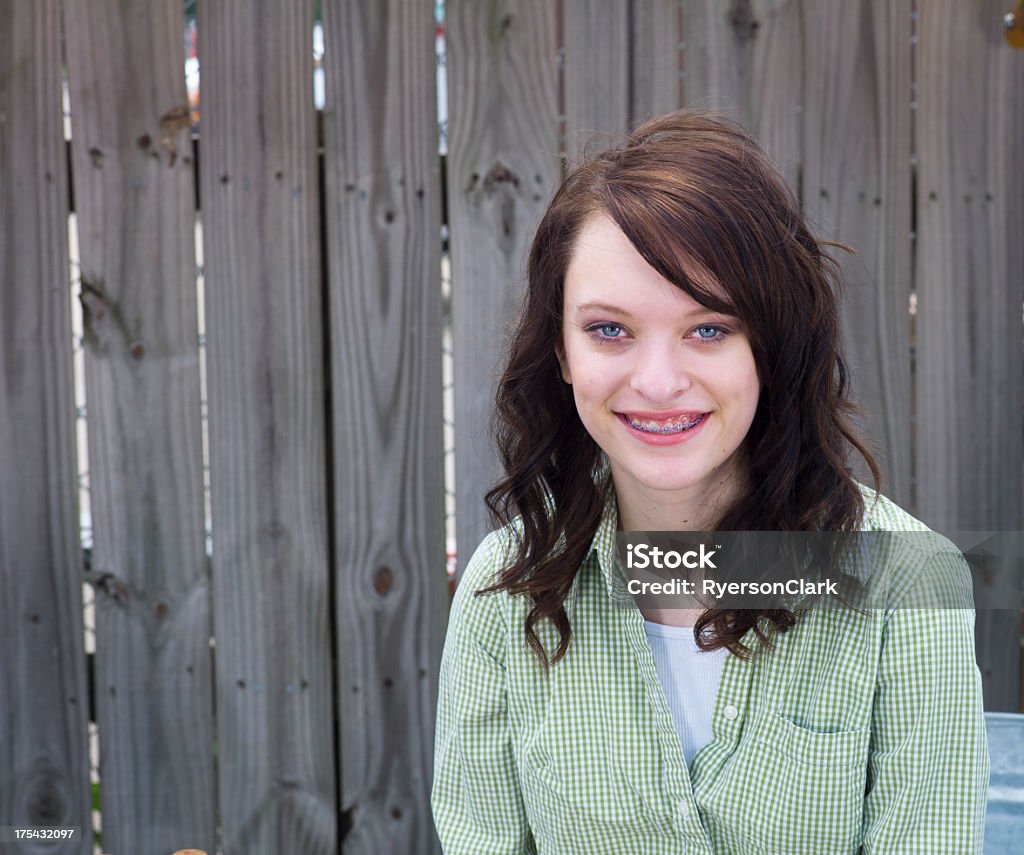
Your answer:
[587,323,625,340]
[694,325,726,341]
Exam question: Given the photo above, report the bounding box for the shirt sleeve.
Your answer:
[860,548,990,853]
[431,533,537,854]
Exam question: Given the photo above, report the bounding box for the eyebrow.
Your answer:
[572,301,737,319]
[572,301,637,318]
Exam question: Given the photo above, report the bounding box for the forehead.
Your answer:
[564,213,727,312]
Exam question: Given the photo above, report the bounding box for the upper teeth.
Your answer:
[627,415,703,433]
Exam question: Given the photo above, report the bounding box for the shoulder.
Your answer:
[855,484,974,612]
[457,525,520,597]
[447,525,522,663]
[857,484,930,532]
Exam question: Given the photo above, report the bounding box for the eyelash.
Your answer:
[585,323,627,341]
[583,323,729,344]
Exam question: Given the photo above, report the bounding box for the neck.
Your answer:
[615,468,748,532]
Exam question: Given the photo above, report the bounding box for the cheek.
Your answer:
[729,348,761,408]
[735,370,762,425]
[562,348,593,392]
[741,364,761,399]
[569,378,617,436]
[571,367,618,407]
[707,358,761,433]
[570,380,598,416]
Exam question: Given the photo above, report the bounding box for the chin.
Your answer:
[628,466,718,495]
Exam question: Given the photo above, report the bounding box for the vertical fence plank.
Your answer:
[801,0,912,503]
[201,3,337,851]
[916,0,1024,710]
[201,0,337,847]
[62,1,215,852]
[63,3,214,851]
[199,1,337,851]
[563,0,630,156]
[322,2,447,849]
[447,0,562,569]
[630,0,684,125]
[0,3,90,851]
[681,0,803,187]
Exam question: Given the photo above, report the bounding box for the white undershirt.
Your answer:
[643,620,729,767]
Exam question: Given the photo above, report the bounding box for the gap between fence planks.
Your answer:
[0,3,91,853]
[199,1,336,852]
[322,0,448,851]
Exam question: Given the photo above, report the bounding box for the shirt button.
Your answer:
[723,704,739,721]
[677,800,691,817]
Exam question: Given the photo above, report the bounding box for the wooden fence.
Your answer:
[1,1,1021,853]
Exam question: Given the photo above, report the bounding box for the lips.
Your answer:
[622,412,706,435]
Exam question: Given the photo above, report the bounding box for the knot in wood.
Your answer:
[483,162,521,196]
[24,772,67,825]
[263,521,287,541]
[95,572,131,606]
[489,11,514,42]
[159,105,191,135]
[79,281,107,323]
[729,0,759,42]
[374,566,393,595]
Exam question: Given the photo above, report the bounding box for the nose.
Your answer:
[628,338,693,403]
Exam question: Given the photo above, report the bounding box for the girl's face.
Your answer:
[559,214,761,513]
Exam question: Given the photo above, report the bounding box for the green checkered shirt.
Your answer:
[432,490,990,853]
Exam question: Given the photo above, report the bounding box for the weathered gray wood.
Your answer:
[630,0,684,125]
[915,0,1024,530]
[447,0,562,570]
[198,1,336,851]
[681,0,803,188]
[0,3,90,851]
[563,0,631,158]
[915,0,1024,710]
[800,0,913,505]
[62,1,216,850]
[321,0,447,850]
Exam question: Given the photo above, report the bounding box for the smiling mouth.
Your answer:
[624,413,706,434]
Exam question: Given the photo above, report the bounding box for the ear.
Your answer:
[554,344,572,385]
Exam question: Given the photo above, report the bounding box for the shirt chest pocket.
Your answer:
[703,712,870,854]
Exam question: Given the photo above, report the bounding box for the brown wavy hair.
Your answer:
[480,111,880,669]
